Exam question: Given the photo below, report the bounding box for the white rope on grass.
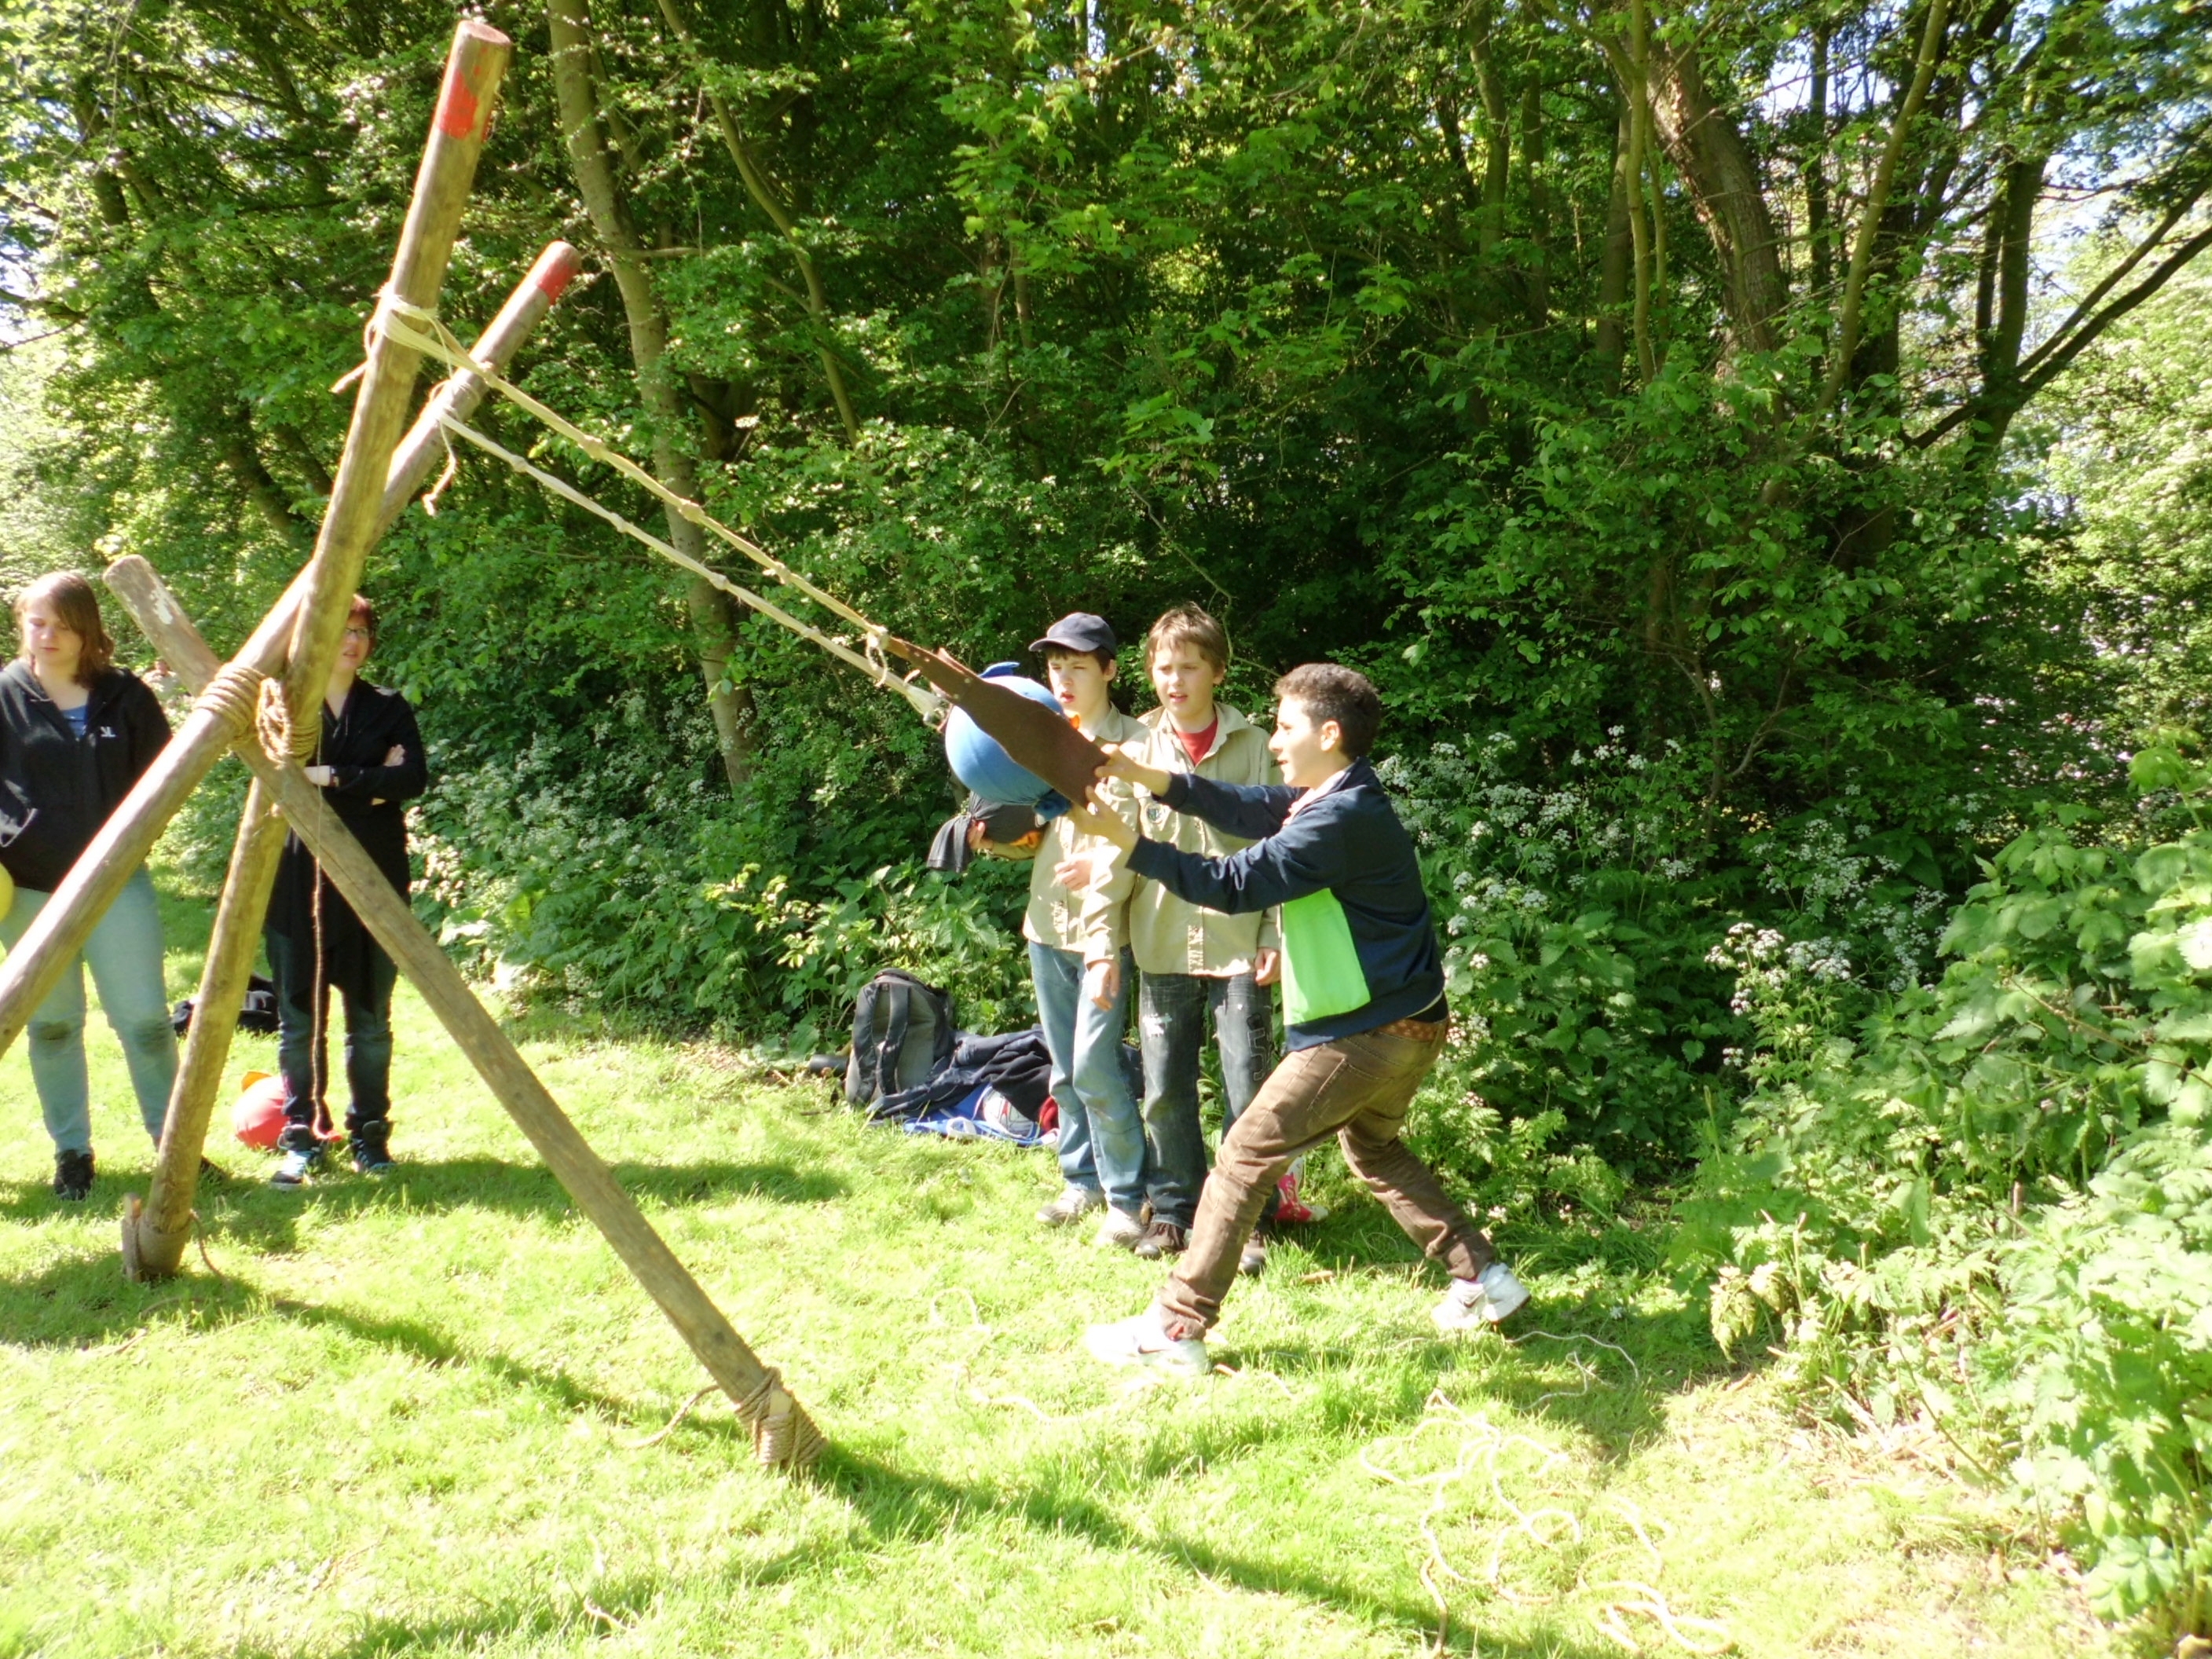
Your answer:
[1359,1371,1735,1657]
[438,417,942,721]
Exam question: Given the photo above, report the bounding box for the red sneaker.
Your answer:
[1273,1171,1327,1225]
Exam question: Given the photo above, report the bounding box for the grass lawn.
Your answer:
[0,877,2117,1657]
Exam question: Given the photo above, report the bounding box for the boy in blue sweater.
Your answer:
[1064,664,1528,1373]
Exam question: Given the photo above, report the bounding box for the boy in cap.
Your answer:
[972,613,1151,1245]
[1064,662,1529,1372]
[1076,606,1292,1267]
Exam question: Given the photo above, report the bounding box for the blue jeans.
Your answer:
[1029,940,1146,1215]
[266,929,398,1133]
[1137,971,1275,1228]
[0,869,178,1155]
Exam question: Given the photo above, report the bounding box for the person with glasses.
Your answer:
[0,572,178,1202]
[264,595,428,1186]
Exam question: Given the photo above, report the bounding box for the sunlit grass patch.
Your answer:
[0,882,2113,1657]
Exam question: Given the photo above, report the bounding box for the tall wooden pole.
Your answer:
[106,561,826,1470]
[0,20,509,1067]
[124,243,582,1283]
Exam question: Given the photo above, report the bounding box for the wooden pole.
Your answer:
[106,561,826,1470]
[0,20,508,1068]
[124,243,583,1283]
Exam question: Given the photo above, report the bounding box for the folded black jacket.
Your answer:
[867,1026,1055,1122]
[0,660,172,892]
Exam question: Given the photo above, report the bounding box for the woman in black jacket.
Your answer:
[265,595,428,1187]
[0,573,178,1201]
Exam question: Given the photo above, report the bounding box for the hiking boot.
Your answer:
[1084,1307,1210,1377]
[350,1119,396,1176]
[1238,1234,1268,1277]
[53,1148,94,1202]
[1133,1220,1188,1260]
[270,1124,324,1188]
[1037,1185,1105,1227]
[1433,1262,1530,1333]
[1095,1207,1146,1250]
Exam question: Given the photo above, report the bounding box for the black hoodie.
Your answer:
[0,659,171,893]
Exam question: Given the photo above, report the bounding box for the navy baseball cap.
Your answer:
[1028,612,1118,656]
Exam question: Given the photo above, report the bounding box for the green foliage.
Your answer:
[1691,739,2212,1633]
[1992,1119,2212,1632]
[1386,731,1738,1166]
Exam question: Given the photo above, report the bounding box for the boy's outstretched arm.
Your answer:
[1098,746,1298,841]
[1063,799,1346,917]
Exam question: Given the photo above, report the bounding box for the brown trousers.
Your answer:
[1155,1024,1494,1338]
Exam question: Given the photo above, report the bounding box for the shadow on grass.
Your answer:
[1254,1205,1719,1459]
[0,1154,843,1235]
[224,1445,1627,1659]
[0,1244,643,1419]
[811,1445,1624,1659]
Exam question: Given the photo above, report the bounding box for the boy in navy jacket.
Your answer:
[1065,664,1528,1373]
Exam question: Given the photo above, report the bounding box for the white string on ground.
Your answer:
[1358,1360,1731,1657]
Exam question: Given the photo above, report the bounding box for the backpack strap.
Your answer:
[873,977,913,1103]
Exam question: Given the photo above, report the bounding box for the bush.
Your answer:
[1383,730,1738,1168]
[1688,736,2212,1635]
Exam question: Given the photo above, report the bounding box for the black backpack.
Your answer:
[845,970,957,1106]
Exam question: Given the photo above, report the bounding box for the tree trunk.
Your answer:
[1641,37,1788,357]
[1520,79,1550,330]
[1595,103,1632,383]
[548,0,755,789]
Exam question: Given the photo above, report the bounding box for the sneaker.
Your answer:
[350,1119,396,1176]
[1037,1185,1106,1227]
[270,1124,324,1188]
[1095,1207,1146,1249]
[1084,1308,1210,1377]
[1432,1262,1530,1332]
[1133,1220,1188,1260]
[1273,1170,1327,1225]
[53,1148,94,1202]
[1238,1234,1268,1276]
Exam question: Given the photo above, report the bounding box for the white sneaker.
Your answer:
[1084,1309,1210,1377]
[1432,1263,1530,1333]
[1037,1186,1106,1227]
[1094,1207,1146,1249]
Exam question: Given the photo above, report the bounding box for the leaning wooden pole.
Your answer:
[0,19,509,1066]
[106,560,826,1469]
[124,243,584,1284]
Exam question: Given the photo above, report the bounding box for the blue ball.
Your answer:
[945,663,1067,810]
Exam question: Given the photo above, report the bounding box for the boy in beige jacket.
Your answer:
[1079,606,1287,1265]
[974,613,1152,1246]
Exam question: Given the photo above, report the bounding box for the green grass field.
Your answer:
[0,878,2118,1657]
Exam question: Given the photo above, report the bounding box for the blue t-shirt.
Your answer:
[62,704,88,738]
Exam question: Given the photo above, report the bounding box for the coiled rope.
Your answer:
[357,289,942,723]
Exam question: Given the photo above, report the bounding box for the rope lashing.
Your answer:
[733,1364,826,1469]
[192,660,269,741]
[254,676,317,766]
[438,417,943,721]
[364,291,895,650]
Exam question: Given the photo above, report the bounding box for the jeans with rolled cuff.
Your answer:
[1028,940,1146,1216]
